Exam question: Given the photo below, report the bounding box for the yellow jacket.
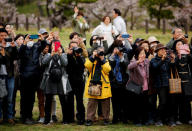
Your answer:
[84,58,112,99]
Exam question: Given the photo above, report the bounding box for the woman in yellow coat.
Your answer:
[84,46,112,126]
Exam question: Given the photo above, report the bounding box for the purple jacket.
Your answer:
[127,59,149,86]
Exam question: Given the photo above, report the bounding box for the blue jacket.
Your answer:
[19,41,46,78]
[150,56,172,88]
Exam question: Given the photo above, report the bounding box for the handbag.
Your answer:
[88,64,102,96]
[169,68,182,94]
[126,81,142,95]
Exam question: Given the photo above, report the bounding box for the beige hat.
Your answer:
[148,36,159,44]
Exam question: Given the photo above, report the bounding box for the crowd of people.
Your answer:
[0,7,192,127]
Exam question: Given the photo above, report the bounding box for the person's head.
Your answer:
[134,38,144,46]
[134,47,146,60]
[172,39,185,53]
[113,8,121,18]
[14,34,24,47]
[172,28,183,40]
[5,24,13,35]
[155,43,167,57]
[43,45,50,54]
[103,16,111,25]
[38,28,48,39]
[0,28,8,42]
[69,41,78,49]
[90,35,100,47]
[77,11,84,19]
[139,40,149,53]
[148,36,159,54]
[0,23,5,29]
[69,32,79,42]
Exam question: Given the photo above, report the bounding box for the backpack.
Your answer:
[49,56,62,83]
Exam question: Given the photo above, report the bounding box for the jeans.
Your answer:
[6,77,15,119]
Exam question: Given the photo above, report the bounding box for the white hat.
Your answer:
[38,28,48,34]
[148,36,159,44]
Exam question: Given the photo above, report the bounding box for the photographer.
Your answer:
[69,32,88,58]
[108,44,129,124]
[88,35,108,56]
[19,34,46,124]
[42,43,71,125]
[0,45,7,124]
[84,46,112,126]
[150,44,175,126]
[0,28,18,125]
[66,41,85,124]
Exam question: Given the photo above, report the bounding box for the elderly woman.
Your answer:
[42,43,72,125]
[84,46,112,126]
[127,47,150,126]
[170,39,192,125]
[92,16,118,47]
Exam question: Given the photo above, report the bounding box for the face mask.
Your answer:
[27,41,34,48]
[122,41,125,45]
[96,40,101,46]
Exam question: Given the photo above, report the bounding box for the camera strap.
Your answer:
[90,63,110,84]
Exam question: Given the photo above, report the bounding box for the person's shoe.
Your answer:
[85,120,93,126]
[77,120,85,125]
[176,121,183,125]
[168,121,176,127]
[24,118,35,125]
[112,119,119,124]
[0,119,3,124]
[145,120,155,125]
[63,121,69,125]
[155,121,163,126]
[188,120,192,125]
[51,115,58,123]
[135,123,142,126]
[104,119,110,126]
[43,121,50,125]
[38,117,45,123]
[8,119,15,125]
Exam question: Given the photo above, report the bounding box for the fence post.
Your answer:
[37,17,40,31]
[184,19,188,35]
[25,16,29,31]
[130,11,134,30]
[162,19,166,34]
[15,17,19,31]
[58,21,62,31]
[145,19,148,34]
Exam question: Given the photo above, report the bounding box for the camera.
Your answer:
[97,51,104,56]
[184,34,188,38]
[117,47,126,53]
[93,36,104,41]
[4,38,13,42]
[72,47,83,54]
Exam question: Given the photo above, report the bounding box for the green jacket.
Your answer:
[166,38,175,49]
[72,13,89,39]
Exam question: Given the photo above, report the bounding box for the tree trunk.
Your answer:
[157,17,161,29]
[37,0,44,16]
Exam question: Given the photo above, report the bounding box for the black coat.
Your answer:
[4,46,18,77]
[175,54,192,96]
[150,56,173,88]
[66,54,85,82]
[19,40,46,78]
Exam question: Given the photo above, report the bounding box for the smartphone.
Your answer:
[4,38,13,42]
[29,35,39,39]
[54,41,61,52]
[121,34,130,39]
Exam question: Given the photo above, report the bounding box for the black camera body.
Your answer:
[4,38,13,42]
[72,47,83,54]
[117,47,126,53]
[97,51,104,56]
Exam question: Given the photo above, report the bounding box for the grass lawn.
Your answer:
[0,28,192,131]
